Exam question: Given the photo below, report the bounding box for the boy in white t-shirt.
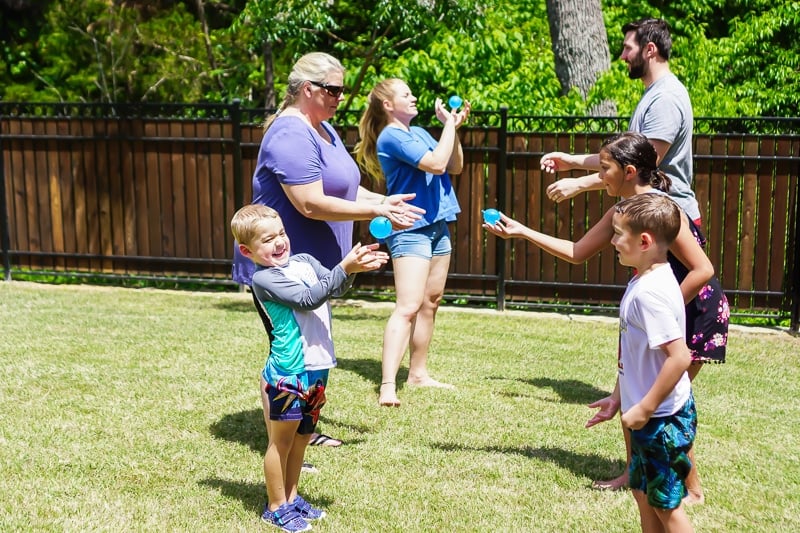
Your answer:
[586,193,695,533]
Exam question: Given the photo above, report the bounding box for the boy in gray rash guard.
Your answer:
[231,204,388,532]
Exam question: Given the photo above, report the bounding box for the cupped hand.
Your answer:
[482,212,524,239]
[380,193,425,230]
[345,242,389,273]
[454,100,471,128]
[540,151,575,174]
[434,98,455,126]
[545,178,582,203]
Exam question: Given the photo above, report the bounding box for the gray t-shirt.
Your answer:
[629,73,700,221]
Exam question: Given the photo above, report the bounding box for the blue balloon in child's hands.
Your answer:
[482,208,501,225]
[448,95,463,110]
[369,216,392,239]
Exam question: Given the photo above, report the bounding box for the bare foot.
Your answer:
[379,382,401,407]
[592,472,629,491]
[683,491,705,506]
[406,376,455,389]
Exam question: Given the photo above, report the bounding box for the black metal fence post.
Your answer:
[0,131,10,281]
[496,106,508,311]
[791,158,800,333]
[230,99,244,210]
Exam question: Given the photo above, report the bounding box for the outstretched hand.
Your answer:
[379,193,425,230]
[482,211,526,239]
[341,242,389,274]
[585,395,621,429]
[545,178,583,203]
[540,151,576,174]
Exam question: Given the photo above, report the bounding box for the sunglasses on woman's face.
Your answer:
[309,80,346,98]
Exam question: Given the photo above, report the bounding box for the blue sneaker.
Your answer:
[261,502,312,532]
[292,495,326,520]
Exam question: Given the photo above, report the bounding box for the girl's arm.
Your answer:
[484,207,616,263]
[667,216,715,305]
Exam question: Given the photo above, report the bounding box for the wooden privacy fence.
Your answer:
[1,103,798,330]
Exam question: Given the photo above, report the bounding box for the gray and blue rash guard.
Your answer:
[251,254,354,379]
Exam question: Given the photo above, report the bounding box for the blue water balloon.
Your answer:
[369,216,392,239]
[448,95,463,110]
[482,208,501,225]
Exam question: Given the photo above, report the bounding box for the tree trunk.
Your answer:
[263,41,275,109]
[545,0,616,116]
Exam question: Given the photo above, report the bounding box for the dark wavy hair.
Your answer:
[622,18,672,60]
[600,132,672,192]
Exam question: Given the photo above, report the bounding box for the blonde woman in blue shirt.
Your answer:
[355,79,470,406]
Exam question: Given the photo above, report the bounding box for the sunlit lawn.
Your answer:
[1,281,799,532]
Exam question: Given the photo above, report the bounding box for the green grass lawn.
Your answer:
[1,281,798,532]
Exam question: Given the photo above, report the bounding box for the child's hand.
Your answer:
[545,177,583,203]
[585,395,621,428]
[620,403,651,430]
[482,212,524,239]
[540,151,576,174]
[341,243,389,274]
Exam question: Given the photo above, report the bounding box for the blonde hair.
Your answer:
[230,204,281,247]
[263,52,345,131]
[354,78,403,184]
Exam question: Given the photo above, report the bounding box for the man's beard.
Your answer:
[627,52,646,80]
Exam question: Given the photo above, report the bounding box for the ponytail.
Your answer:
[354,79,401,185]
[649,169,672,193]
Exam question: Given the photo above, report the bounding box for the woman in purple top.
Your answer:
[232,52,422,452]
[232,52,422,284]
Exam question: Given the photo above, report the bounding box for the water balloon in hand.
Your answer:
[482,208,501,225]
[369,216,392,239]
[448,95,463,110]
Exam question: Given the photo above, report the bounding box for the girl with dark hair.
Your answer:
[485,131,728,503]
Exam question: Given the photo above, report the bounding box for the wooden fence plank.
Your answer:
[0,114,795,319]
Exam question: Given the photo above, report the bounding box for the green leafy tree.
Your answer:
[229,0,335,107]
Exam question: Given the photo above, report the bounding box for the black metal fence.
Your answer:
[1,102,798,331]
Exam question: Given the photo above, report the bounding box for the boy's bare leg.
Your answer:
[284,432,312,502]
[264,418,301,510]
[632,490,664,533]
[653,503,694,533]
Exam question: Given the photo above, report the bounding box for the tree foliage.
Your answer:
[0,0,797,116]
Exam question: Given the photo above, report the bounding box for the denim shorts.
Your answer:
[385,219,452,259]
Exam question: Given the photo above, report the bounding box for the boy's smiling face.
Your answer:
[241,217,290,268]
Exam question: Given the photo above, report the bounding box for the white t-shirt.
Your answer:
[618,263,691,416]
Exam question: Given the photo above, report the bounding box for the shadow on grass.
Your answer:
[432,442,625,484]
[336,356,409,392]
[208,408,373,454]
[489,375,610,405]
[213,298,255,313]
[198,477,263,516]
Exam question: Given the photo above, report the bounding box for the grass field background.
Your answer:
[1,281,798,532]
